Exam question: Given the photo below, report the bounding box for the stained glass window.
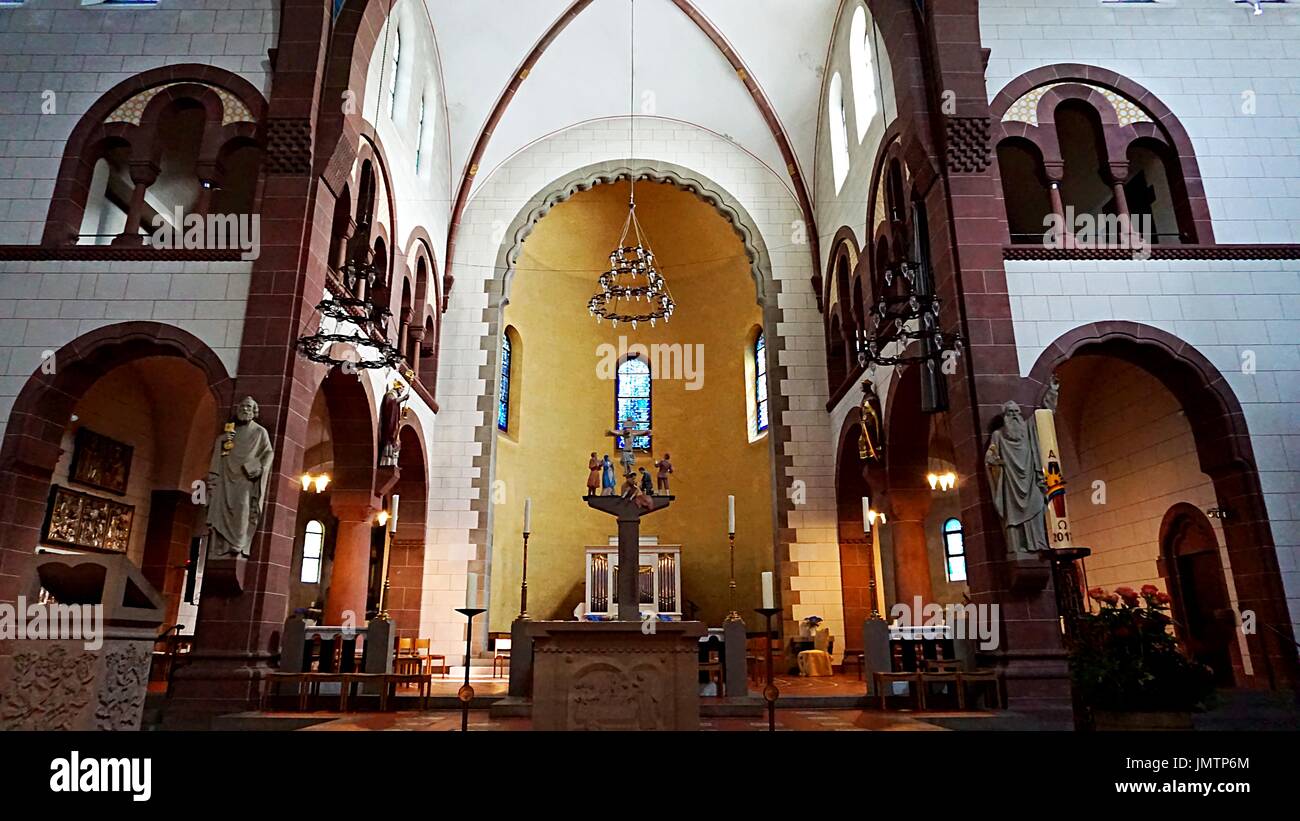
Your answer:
[301,520,324,584]
[943,518,966,582]
[615,357,651,450]
[497,334,511,432]
[755,331,769,433]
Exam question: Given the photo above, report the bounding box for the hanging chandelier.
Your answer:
[857,261,962,371]
[296,7,408,375]
[588,0,675,330]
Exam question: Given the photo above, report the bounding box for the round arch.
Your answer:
[0,321,234,603]
[1027,320,1296,688]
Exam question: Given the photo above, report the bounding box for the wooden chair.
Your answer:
[492,636,512,678]
[957,669,1002,710]
[874,671,923,710]
[396,636,415,657]
[414,638,447,678]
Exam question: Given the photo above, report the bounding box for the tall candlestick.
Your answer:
[465,572,478,610]
[761,571,774,609]
[727,495,735,535]
[862,496,871,533]
[389,493,400,534]
[523,497,532,534]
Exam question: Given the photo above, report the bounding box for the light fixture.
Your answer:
[926,471,957,492]
[861,497,887,532]
[587,0,676,330]
[857,261,962,372]
[300,472,331,493]
[1206,507,1230,520]
[376,510,390,528]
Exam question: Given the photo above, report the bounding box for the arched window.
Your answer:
[849,6,879,142]
[943,518,966,582]
[828,72,850,194]
[301,520,324,584]
[615,356,651,450]
[388,29,402,119]
[497,332,512,432]
[754,331,769,434]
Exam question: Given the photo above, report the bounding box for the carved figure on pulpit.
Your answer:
[985,401,1050,555]
[639,467,654,496]
[622,472,654,512]
[378,380,409,467]
[206,397,274,559]
[586,452,601,496]
[601,455,616,496]
[607,417,652,475]
[654,453,673,494]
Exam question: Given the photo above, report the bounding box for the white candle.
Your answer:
[465,572,478,609]
[761,571,774,609]
[727,495,735,534]
[523,497,532,534]
[388,494,400,534]
[862,497,871,533]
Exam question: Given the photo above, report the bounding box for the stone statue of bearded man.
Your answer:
[206,396,274,559]
[985,400,1050,555]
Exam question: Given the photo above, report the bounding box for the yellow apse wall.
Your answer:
[487,181,776,632]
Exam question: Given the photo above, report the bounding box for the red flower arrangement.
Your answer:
[1068,585,1215,713]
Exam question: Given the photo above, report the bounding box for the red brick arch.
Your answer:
[991,64,1214,244]
[0,321,234,604]
[1026,320,1296,688]
[42,65,268,246]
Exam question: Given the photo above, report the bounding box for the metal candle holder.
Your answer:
[518,531,531,620]
[725,532,741,622]
[755,607,781,731]
[454,607,485,731]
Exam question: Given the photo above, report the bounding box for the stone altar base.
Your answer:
[527,620,705,731]
[0,637,155,730]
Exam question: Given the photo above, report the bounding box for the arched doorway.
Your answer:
[1029,321,1296,688]
[1161,504,1237,686]
[835,410,879,655]
[0,322,232,609]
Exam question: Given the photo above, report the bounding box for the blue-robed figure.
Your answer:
[601,455,616,496]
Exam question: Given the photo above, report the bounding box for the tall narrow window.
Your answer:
[497,333,512,432]
[415,98,426,172]
[849,6,879,142]
[829,72,850,193]
[943,518,966,582]
[301,520,324,584]
[754,331,769,434]
[388,29,402,119]
[615,356,651,449]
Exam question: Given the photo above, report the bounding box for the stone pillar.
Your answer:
[326,496,378,626]
[889,488,933,607]
[140,489,200,629]
[114,161,159,245]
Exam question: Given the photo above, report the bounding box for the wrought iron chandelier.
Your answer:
[296,7,409,375]
[857,261,962,371]
[588,0,675,330]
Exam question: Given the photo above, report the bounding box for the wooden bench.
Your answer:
[261,671,432,713]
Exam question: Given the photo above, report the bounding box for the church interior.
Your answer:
[0,0,1297,739]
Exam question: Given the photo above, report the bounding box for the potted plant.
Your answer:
[1068,585,1215,730]
[801,615,823,638]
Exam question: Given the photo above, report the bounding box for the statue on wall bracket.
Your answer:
[379,379,410,467]
[858,379,884,463]
[206,396,274,561]
[985,400,1051,557]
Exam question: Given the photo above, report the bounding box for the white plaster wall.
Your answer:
[980,0,1300,244]
[1006,256,1300,640]
[427,116,837,660]
[0,0,278,244]
[0,258,251,442]
[813,1,898,275]
[360,0,452,268]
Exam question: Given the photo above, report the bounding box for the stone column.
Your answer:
[326,496,378,626]
[888,488,933,607]
[113,161,159,245]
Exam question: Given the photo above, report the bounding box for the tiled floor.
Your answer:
[298,708,972,731]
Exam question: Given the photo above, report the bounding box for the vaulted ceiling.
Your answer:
[425,0,839,197]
